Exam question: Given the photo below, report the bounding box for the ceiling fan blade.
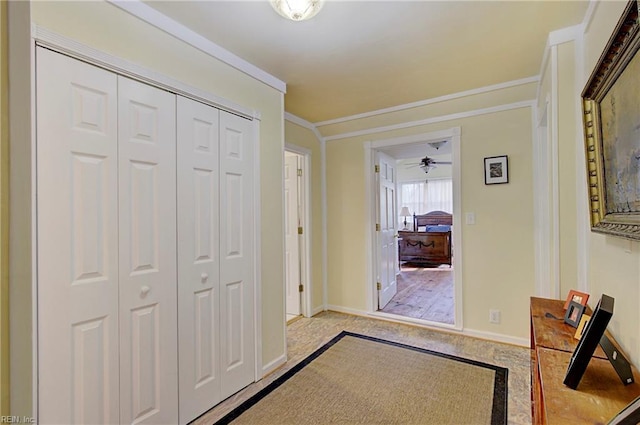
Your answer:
[433,161,452,165]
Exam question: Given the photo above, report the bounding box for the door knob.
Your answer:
[201,273,209,283]
[140,285,151,297]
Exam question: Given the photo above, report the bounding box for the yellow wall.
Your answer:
[582,0,640,367]
[537,0,640,367]
[284,121,324,313]
[9,0,286,412]
[557,41,579,298]
[7,0,32,416]
[0,0,10,417]
[325,85,535,340]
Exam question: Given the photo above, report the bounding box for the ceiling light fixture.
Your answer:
[270,0,325,21]
[428,141,446,150]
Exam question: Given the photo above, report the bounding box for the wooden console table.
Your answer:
[530,297,640,424]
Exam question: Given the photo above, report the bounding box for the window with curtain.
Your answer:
[398,178,452,228]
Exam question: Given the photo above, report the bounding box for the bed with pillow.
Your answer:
[398,210,452,267]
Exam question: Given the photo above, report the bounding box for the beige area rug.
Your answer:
[211,332,508,425]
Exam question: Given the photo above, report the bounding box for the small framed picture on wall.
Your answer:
[484,155,509,185]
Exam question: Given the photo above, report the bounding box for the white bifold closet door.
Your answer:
[177,97,256,424]
[218,110,256,397]
[37,47,120,425]
[117,77,178,424]
[37,47,256,425]
[37,47,178,424]
[177,97,221,423]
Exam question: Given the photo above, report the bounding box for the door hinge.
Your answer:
[298,284,304,292]
[297,168,303,177]
[298,226,303,235]
[374,164,380,173]
[376,282,382,290]
[375,223,380,231]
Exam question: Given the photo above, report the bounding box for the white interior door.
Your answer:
[36,47,120,424]
[177,97,221,423]
[219,111,256,398]
[118,77,179,425]
[376,151,398,309]
[284,152,301,316]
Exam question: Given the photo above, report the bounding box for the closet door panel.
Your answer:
[118,77,178,425]
[36,47,120,424]
[177,97,221,424]
[219,111,255,398]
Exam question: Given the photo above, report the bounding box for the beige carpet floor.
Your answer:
[214,332,507,425]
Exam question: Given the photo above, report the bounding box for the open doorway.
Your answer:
[365,128,462,329]
[384,155,454,324]
[284,147,312,324]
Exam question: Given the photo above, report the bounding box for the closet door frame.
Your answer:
[28,28,263,420]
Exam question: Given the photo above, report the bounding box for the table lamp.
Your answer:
[400,206,411,230]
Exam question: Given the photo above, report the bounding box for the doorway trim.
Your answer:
[533,99,560,299]
[284,144,312,319]
[363,127,463,330]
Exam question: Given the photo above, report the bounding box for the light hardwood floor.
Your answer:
[193,311,532,425]
[381,264,454,324]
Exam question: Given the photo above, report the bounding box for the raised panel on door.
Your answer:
[376,152,398,309]
[118,76,178,425]
[284,153,300,315]
[177,96,221,424]
[219,111,256,399]
[36,47,120,424]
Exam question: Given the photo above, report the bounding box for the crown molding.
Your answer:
[582,0,599,35]
[548,24,583,47]
[314,76,539,128]
[32,25,260,121]
[106,0,286,94]
[537,24,583,101]
[285,112,325,143]
[324,100,535,142]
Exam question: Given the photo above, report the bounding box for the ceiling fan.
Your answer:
[405,156,452,174]
[418,156,452,174]
[403,140,452,174]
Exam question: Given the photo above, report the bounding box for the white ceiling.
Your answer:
[144,0,590,123]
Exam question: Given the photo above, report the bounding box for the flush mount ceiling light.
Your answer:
[428,141,447,150]
[270,0,325,21]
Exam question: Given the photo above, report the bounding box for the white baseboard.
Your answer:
[311,305,325,316]
[325,305,529,347]
[460,328,529,347]
[261,353,286,377]
[325,304,365,316]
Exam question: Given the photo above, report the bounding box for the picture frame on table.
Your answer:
[574,314,591,340]
[564,301,585,328]
[563,289,590,310]
[564,294,614,389]
[484,155,508,185]
[581,0,640,241]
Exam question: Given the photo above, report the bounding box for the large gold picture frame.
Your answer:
[583,0,640,240]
